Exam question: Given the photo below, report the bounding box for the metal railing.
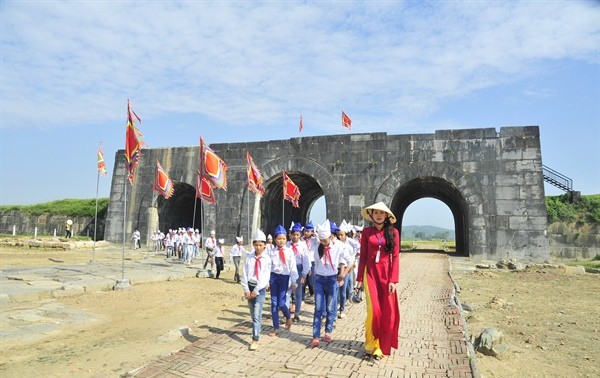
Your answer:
[543,165,573,192]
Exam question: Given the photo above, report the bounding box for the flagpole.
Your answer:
[91,170,100,264]
[247,186,250,242]
[114,174,131,290]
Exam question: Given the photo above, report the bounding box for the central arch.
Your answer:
[157,182,203,232]
[391,177,469,256]
[259,155,342,235]
[261,172,323,234]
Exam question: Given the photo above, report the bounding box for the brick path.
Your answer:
[130,253,474,378]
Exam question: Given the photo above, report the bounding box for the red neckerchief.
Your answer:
[291,243,299,255]
[254,255,261,279]
[278,247,287,267]
[323,241,334,268]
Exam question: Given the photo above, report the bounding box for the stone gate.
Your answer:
[105,126,549,261]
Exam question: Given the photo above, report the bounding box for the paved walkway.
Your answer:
[130,252,475,378]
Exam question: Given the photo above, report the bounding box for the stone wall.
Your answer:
[548,222,600,260]
[0,211,105,240]
[105,127,549,261]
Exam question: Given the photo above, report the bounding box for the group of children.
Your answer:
[240,219,363,351]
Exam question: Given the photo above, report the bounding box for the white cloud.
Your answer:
[1,1,598,130]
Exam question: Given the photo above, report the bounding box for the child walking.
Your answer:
[311,220,349,347]
[241,230,272,351]
[267,225,298,336]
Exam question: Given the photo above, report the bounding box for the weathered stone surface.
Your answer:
[475,327,510,357]
[105,126,549,261]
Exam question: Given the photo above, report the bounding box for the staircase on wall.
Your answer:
[543,165,573,192]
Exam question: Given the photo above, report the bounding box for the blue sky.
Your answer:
[1,1,598,230]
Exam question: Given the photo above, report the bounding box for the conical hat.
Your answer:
[360,202,397,224]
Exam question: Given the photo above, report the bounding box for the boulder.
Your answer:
[475,327,510,357]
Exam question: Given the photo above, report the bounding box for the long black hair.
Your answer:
[383,218,395,252]
[367,209,396,252]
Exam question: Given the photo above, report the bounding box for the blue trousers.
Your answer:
[248,288,266,341]
[338,273,351,312]
[294,264,305,316]
[270,272,291,330]
[312,274,338,338]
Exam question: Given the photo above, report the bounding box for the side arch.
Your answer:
[375,162,489,258]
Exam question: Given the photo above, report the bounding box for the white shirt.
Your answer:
[268,244,299,282]
[205,237,216,252]
[313,239,348,276]
[241,252,272,293]
[230,244,246,260]
[214,244,224,258]
[286,241,311,277]
[302,236,318,264]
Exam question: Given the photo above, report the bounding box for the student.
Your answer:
[336,220,356,319]
[302,221,317,302]
[241,229,272,351]
[311,220,348,348]
[267,225,298,336]
[204,230,217,270]
[356,202,401,359]
[214,238,225,279]
[230,236,247,283]
[183,228,196,266]
[287,222,310,322]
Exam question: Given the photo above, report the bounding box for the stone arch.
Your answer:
[156,182,203,232]
[260,156,342,234]
[375,162,488,258]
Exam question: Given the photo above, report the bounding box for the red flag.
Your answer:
[97,142,107,176]
[342,111,352,130]
[154,160,175,199]
[200,137,228,190]
[299,114,303,133]
[196,172,216,204]
[125,99,143,185]
[282,170,300,208]
[246,151,265,196]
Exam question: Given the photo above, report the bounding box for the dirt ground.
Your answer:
[455,267,600,378]
[1,245,599,378]
[0,246,245,378]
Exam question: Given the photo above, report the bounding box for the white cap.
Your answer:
[218,238,224,244]
[210,230,216,235]
[354,225,364,232]
[316,219,331,240]
[267,234,273,240]
[339,220,352,233]
[253,229,266,242]
[235,236,243,243]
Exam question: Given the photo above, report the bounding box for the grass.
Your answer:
[401,239,456,251]
[566,258,600,270]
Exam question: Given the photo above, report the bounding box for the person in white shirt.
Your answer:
[214,238,225,279]
[336,220,357,319]
[165,230,175,259]
[266,234,275,253]
[204,230,217,270]
[230,236,247,283]
[310,220,349,348]
[287,222,311,322]
[183,228,196,266]
[241,229,272,351]
[131,230,141,250]
[302,221,317,302]
[267,225,298,336]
